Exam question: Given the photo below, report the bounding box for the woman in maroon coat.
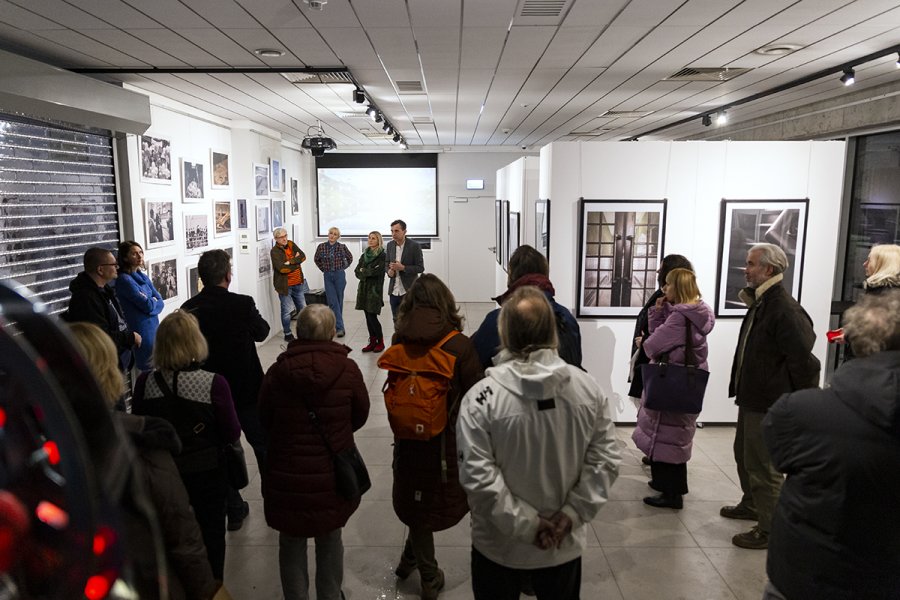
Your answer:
[259,304,369,600]
[390,274,483,600]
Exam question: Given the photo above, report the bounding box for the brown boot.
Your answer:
[372,337,385,352]
[421,568,445,600]
[361,336,376,352]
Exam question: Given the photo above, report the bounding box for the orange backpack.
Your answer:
[377,330,459,440]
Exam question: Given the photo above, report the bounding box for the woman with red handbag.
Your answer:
[632,268,715,509]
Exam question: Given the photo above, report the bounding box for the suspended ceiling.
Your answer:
[1,0,899,150]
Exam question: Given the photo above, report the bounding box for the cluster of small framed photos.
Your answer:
[494,200,522,273]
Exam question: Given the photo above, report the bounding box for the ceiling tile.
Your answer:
[270,28,341,65]
[463,0,518,28]
[460,27,506,69]
[0,22,110,66]
[536,27,600,69]
[173,28,263,65]
[232,0,311,28]
[8,0,109,29]
[124,28,226,67]
[291,0,360,29]
[367,27,420,70]
[119,0,210,29]
[352,0,410,28]
[40,29,152,66]
[561,0,629,27]
[499,26,556,69]
[180,0,260,29]
[416,27,461,71]
[219,27,305,63]
[0,0,65,29]
[578,26,653,68]
[81,29,189,67]
[408,0,461,29]
[317,27,382,69]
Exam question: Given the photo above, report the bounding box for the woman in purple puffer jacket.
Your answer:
[632,268,714,510]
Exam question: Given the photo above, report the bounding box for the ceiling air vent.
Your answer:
[281,70,353,84]
[665,67,751,82]
[411,116,434,125]
[597,110,653,119]
[519,0,568,17]
[396,80,424,93]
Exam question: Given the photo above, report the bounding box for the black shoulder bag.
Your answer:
[639,316,710,414]
[299,396,370,501]
[153,371,249,489]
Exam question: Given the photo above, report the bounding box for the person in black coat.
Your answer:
[181,249,270,531]
[761,290,900,600]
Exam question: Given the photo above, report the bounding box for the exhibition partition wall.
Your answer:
[540,141,846,422]
[494,156,539,296]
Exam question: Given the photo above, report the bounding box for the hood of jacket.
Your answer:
[669,301,715,335]
[831,350,900,438]
[115,413,182,454]
[487,348,571,399]
[396,307,455,345]
[69,271,104,294]
[274,339,353,389]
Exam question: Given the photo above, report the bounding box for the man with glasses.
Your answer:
[270,227,308,342]
[62,246,141,370]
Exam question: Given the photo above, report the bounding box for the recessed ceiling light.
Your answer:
[255,48,285,58]
[754,43,802,56]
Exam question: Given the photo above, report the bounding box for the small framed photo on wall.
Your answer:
[181,159,205,201]
[495,200,502,266]
[290,178,300,215]
[214,200,232,237]
[184,212,210,255]
[715,199,809,317]
[501,200,510,272]
[576,199,667,318]
[258,245,272,280]
[535,199,550,261]
[270,158,282,192]
[256,203,272,241]
[186,264,203,298]
[139,134,172,184]
[508,211,521,266]
[210,149,230,189]
[147,257,179,302]
[254,163,270,199]
[237,198,249,229]
[272,199,284,229]
[143,199,175,250]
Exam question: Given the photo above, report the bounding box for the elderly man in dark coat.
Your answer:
[259,304,369,600]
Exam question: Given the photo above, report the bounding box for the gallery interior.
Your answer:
[1,0,899,598]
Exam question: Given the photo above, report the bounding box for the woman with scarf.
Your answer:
[355,230,387,352]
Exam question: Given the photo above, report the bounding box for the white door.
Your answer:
[447,195,496,302]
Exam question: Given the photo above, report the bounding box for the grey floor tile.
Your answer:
[605,547,737,600]
[676,500,754,548]
[704,547,769,600]
[226,499,277,546]
[592,501,698,548]
[356,435,394,466]
[223,543,282,598]
[582,548,626,599]
[343,500,407,547]
[685,464,743,502]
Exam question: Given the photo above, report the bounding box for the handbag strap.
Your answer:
[683,316,698,368]
[153,370,214,441]
[296,395,338,458]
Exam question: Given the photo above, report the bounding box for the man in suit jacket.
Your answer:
[386,219,425,320]
[182,248,270,530]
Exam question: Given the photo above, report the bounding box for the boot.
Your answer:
[643,493,683,510]
[361,336,376,352]
[421,569,445,600]
[372,337,385,352]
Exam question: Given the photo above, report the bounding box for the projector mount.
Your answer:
[301,122,337,157]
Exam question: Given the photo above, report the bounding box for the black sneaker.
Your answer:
[284,333,295,342]
[227,501,250,531]
[720,504,758,521]
[336,330,345,338]
[732,526,768,549]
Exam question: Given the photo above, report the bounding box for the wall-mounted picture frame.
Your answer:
[256,203,271,241]
[210,149,230,189]
[254,163,269,199]
[270,158,282,192]
[139,134,172,184]
[715,199,809,317]
[508,211,521,267]
[272,199,285,229]
[501,200,510,272]
[148,257,178,301]
[290,178,299,215]
[535,198,550,261]
[184,212,210,255]
[237,198,248,229]
[143,199,175,250]
[181,159,205,201]
[214,200,232,237]
[281,168,286,194]
[576,199,667,318]
[258,245,272,280]
[494,200,502,266]
[186,264,203,298]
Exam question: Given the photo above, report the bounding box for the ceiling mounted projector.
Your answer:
[302,123,337,157]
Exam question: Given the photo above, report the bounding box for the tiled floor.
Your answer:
[225,302,768,599]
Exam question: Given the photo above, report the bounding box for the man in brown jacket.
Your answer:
[270,227,308,341]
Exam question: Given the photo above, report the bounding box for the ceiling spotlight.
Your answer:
[353,89,365,104]
[374,112,383,124]
[254,48,285,58]
[701,114,712,127]
[366,105,377,120]
[392,133,401,143]
[302,0,327,9]
[895,53,899,68]
[840,68,855,86]
[400,140,408,150]
[382,122,392,133]
[716,110,728,126]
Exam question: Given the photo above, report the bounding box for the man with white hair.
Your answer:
[723,243,820,549]
[271,227,308,342]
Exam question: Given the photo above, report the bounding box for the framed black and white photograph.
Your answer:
[576,199,667,318]
[281,168,286,194]
[501,200,510,272]
[143,199,175,250]
[186,265,203,298]
[237,198,248,229]
[214,200,232,237]
[210,149,230,189]
[495,200,502,266]
[271,199,284,229]
[258,245,272,280]
[139,134,172,184]
[254,163,269,199]
[183,213,210,254]
[270,158,282,192]
[181,159,205,201]
[256,203,271,241]
[716,199,809,317]
[148,257,178,301]
[535,199,550,261]
[290,178,299,215]
[508,211,521,267]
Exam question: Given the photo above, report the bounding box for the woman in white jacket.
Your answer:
[457,286,620,600]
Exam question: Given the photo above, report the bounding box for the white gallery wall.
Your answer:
[495,157,540,296]
[540,140,847,422]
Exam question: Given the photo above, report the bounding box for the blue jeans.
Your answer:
[279,529,343,600]
[323,270,346,332]
[279,282,309,336]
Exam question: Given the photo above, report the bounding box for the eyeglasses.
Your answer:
[101,263,119,268]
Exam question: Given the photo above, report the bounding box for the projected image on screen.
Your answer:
[317,167,437,237]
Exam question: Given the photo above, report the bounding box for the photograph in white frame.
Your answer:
[186,264,203,298]
[270,158,282,192]
[237,198,248,229]
[715,199,809,317]
[143,199,175,250]
[576,199,667,318]
[256,203,271,241]
[272,199,284,229]
[210,149,230,189]
[508,211,520,266]
[258,245,272,280]
[254,164,269,199]
[290,178,299,215]
[139,134,172,184]
[181,159,205,201]
[214,200,232,237]
[148,257,178,301]
[184,212,210,254]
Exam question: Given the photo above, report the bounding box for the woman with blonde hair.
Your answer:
[632,268,715,510]
[863,243,900,293]
[68,321,222,599]
[132,310,242,582]
[355,230,387,352]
